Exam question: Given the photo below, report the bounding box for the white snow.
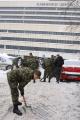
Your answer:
[0,69,80,120]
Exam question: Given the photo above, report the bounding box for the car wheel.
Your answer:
[6,65,12,70]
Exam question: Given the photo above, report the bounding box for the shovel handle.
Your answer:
[23,96,27,106]
[23,96,32,109]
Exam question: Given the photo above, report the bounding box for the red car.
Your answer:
[60,59,80,81]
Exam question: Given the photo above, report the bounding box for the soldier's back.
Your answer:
[27,56,39,70]
[7,67,33,85]
[44,58,51,68]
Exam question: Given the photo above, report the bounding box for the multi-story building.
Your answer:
[0,0,80,59]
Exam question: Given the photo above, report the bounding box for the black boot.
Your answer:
[56,80,59,83]
[13,104,22,116]
[48,80,50,83]
[48,78,51,83]
[56,76,60,83]
[33,79,36,83]
[17,101,22,106]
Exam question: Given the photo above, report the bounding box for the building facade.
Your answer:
[0,0,80,59]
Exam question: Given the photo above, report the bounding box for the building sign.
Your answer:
[37,0,80,7]
[37,2,67,7]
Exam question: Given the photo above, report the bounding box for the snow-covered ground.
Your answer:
[0,70,80,120]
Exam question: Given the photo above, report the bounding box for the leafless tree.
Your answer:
[65,0,80,41]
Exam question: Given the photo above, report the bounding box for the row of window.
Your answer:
[0,16,80,21]
[0,11,80,16]
[0,7,80,11]
[0,37,80,45]
[37,0,73,6]
[0,20,80,25]
[0,44,80,53]
[0,29,80,36]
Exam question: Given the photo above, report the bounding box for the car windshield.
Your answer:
[9,58,15,60]
[64,60,80,66]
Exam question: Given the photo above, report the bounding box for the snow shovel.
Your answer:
[22,96,33,113]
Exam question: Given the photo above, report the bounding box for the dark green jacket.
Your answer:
[22,56,39,70]
[7,67,33,96]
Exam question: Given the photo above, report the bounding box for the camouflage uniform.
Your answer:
[22,56,39,70]
[22,56,39,83]
[7,67,33,105]
[42,58,54,82]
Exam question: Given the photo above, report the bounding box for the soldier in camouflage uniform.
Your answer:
[22,54,39,83]
[22,54,39,70]
[26,56,39,70]
[7,67,41,116]
[12,57,22,68]
[41,56,55,82]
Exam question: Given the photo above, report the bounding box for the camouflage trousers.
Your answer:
[8,78,19,105]
[43,67,62,82]
[43,68,54,82]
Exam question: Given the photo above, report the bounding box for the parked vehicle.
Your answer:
[0,53,15,70]
[60,59,80,81]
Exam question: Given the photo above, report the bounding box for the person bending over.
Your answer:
[7,67,41,116]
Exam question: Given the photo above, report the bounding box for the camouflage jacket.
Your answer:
[7,67,33,96]
[22,56,39,70]
[42,58,51,71]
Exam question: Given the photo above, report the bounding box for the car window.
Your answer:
[64,60,80,66]
[9,58,15,61]
[1,58,6,62]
